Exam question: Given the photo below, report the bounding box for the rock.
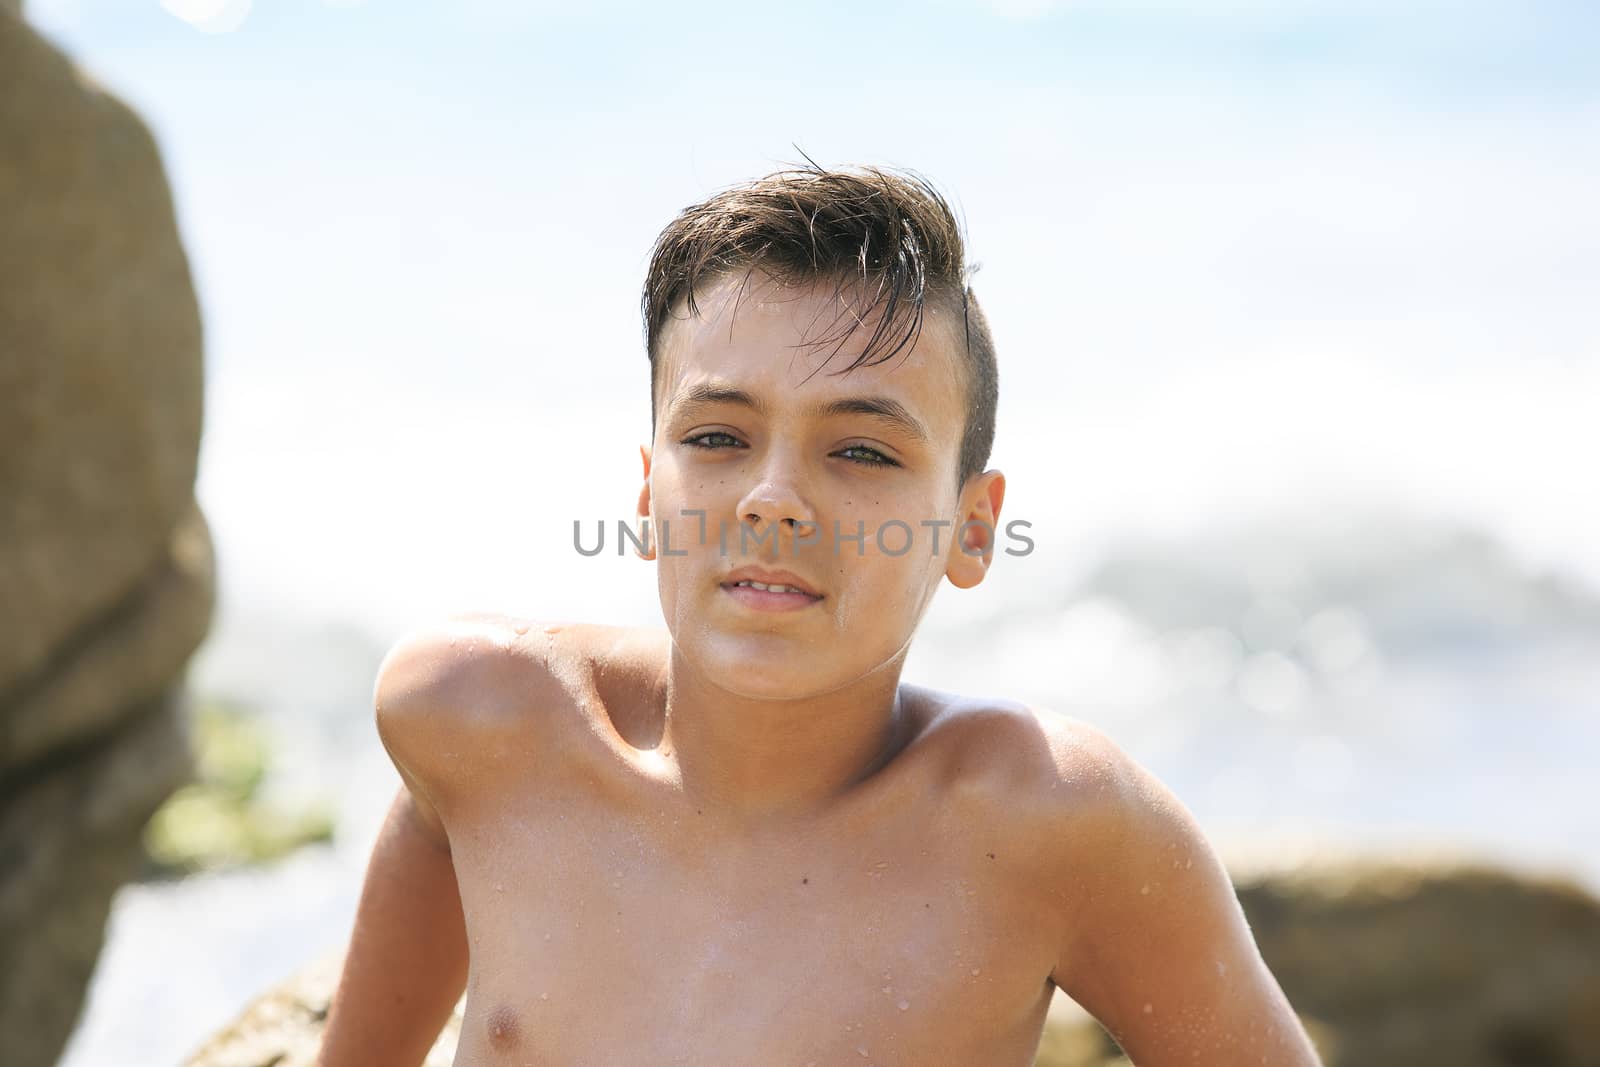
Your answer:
[1235,858,1600,1067]
[181,859,1600,1067]
[0,6,208,758]
[180,948,463,1067]
[0,6,214,1066]
[0,689,196,1065]
[1038,857,1600,1067]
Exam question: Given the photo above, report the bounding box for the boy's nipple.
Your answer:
[486,1003,521,1047]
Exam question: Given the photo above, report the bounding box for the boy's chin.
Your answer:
[691,638,841,698]
[717,674,824,701]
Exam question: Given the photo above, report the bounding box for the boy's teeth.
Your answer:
[736,580,802,593]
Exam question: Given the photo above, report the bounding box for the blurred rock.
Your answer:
[180,859,1600,1067]
[0,7,213,1066]
[181,947,462,1067]
[1237,858,1600,1066]
[1040,858,1600,1067]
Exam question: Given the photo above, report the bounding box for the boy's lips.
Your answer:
[719,566,823,599]
[718,566,825,612]
[720,583,824,612]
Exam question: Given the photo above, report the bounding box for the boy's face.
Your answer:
[638,269,1004,700]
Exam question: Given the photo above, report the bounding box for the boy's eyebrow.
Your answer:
[669,383,930,443]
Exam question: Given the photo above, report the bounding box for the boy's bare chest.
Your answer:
[446,796,1059,1066]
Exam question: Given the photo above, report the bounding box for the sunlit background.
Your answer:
[23,1,1597,1063]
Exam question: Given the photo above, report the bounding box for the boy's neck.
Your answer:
[653,644,915,829]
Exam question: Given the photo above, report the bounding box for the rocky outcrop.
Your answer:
[0,7,214,1066]
[181,949,461,1067]
[1040,858,1600,1067]
[1238,859,1600,1066]
[181,859,1600,1067]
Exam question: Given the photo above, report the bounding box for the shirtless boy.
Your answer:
[313,163,1322,1066]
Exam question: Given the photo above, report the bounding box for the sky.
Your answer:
[26,0,1599,642]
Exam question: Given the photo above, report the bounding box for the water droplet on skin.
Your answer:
[541,992,550,1000]
[512,622,529,635]
[543,933,551,941]
[897,999,910,1011]
[494,883,505,893]
[1143,1002,1153,1014]
[969,967,981,976]
[881,985,891,994]
[1140,883,1150,895]
[543,625,562,634]
[857,1047,869,1058]
[1186,857,1193,869]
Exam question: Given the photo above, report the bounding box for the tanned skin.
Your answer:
[315,271,1322,1066]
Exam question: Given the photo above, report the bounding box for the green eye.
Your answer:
[837,445,898,468]
[682,432,743,450]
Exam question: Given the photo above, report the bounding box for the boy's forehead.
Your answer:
[657,272,966,426]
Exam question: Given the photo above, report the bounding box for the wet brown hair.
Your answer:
[640,156,998,493]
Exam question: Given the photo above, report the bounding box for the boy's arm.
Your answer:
[1044,722,1323,1067]
[314,780,468,1067]
[313,629,477,1067]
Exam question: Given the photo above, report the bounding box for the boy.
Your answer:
[314,163,1322,1066]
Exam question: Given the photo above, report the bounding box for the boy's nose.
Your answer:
[737,478,816,538]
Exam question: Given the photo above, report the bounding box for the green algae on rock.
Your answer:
[141,698,336,880]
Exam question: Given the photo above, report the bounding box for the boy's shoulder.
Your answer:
[376,613,561,716]
[916,689,1155,864]
[902,682,1139,805]
[916,688,1212,882]
[371,613,620,793]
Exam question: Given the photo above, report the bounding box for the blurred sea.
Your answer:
[57,506,1600,1067]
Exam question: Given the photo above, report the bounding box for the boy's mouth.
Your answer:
[720,566,822,596]
[719,566,824,611]
[720,581,824,611]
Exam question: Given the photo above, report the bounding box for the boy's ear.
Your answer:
[634,443,655,560]
[945,469,1006,590]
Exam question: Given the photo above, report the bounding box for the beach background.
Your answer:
[19,1,1596,1064]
